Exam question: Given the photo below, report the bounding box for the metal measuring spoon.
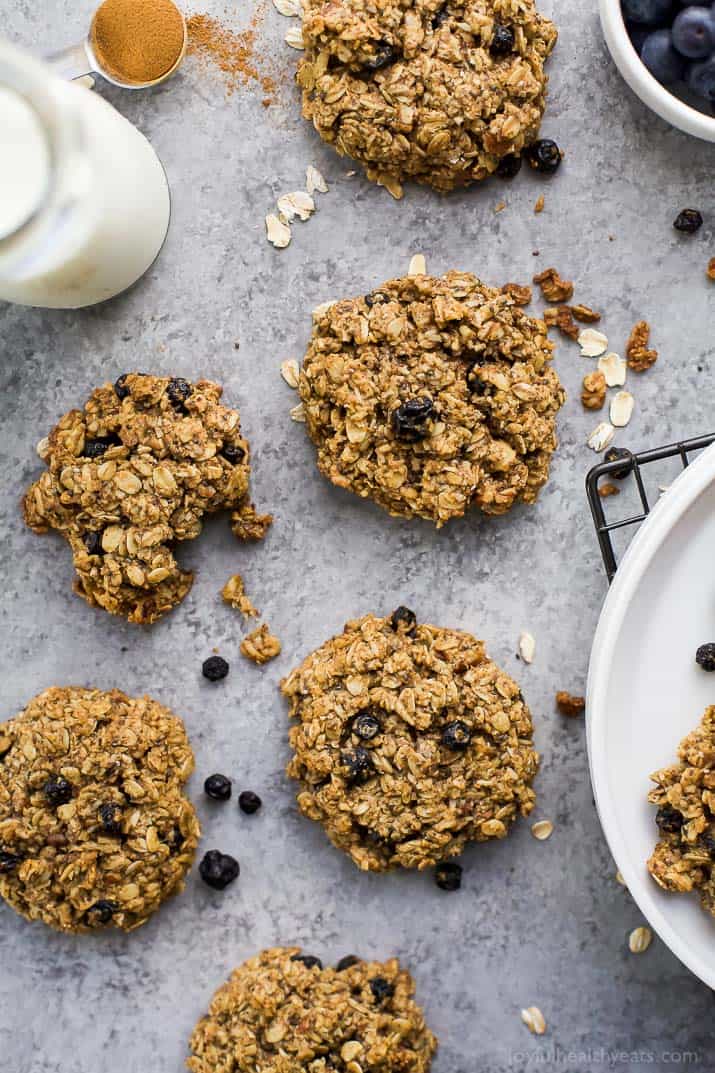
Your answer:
[45,3,187,89]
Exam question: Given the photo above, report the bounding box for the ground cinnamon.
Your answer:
[187,8,276,98]
[91,0,185,85]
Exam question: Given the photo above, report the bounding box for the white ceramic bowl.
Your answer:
[588,442,715,988]
[599,0,715,142]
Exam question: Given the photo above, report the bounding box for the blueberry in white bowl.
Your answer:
[622,0,715,114]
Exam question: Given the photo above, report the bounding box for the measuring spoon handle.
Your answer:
[45,42,93,82]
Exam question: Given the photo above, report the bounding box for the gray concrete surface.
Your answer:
[2,1,715,1070]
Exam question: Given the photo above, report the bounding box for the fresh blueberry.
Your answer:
[341,747,375,785]
[391,397,435,441]
[199,850,240,890]
[202,656,229,681]
[238,790,262,814]
[622,0,676,25]
[696,643,715,670]
[603,447,633,479]
[672,6,715,56]
[688,55,715,101]
[166,377,193,411]
[291,954,323,969]
[204,774,232,801]
[490,24,515,55]
[641,29,686,81]
[353,711,382,740]
[523,139,562,175]
[495,154,522,179]
[369,977,395,1003]
[98,803,123,836]
[673,207,703,232]
[441,720,472,750]
[43,777,73,807]
[390,606,417,634]
[221,443,246,465]
[656,804,684,831]
[435,861,463,891]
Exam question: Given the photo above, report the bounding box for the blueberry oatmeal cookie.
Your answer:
[296,0,557,196]
[187,946,437,1073]
[647,705,715,918]
[0,686,199,933]
[23,374,271,625]
[282,610,538,871]
[299,272,564,526]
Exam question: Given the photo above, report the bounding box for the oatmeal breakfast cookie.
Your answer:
[0,686,199,933]
[282,610,538,871]
[23,373,271,625]
[647,705,715,918]
[297,0,557,195]
[187,946,437,1073]
[299,271,564,525]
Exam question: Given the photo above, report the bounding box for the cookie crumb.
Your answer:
[533,267,573,303]
[581,371,607,410]
[241,624,282,665]
[543,305,578,339]
[626,320,658,372]
[707,257,715,281]
[556,691,585,716]
[222,575,259,618]
[231,505,273,542]
[501,282,532,306]
[494,200,507,213]
[534,194,545,214]
[598,482,620,498]
[570,304,601,323]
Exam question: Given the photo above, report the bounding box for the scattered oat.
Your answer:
[598,352,627,387]
[285,25,304,48]
[272,0,302,13]
[628,926,652,954]
[36,437,50,460]
[281,359,300,389]
[290,403,306,422]
[588,422,615,452]
[494,200,506,213]
[501,283,532,306]
[241,623,282,664]
[543,305,578,340]
[277,191,315,222]
[708,258,715,281]
[521,1007,547,1035]
[531,820,553,840]
[408,254,427,276]
[518,631,536,664]
[610,390,634,428]
[556,691,585,716]
[626,320,658,372]
[578,328,609,358]
[533,267,573,303]
[534,194,545,214]
[581,371,607,411]
[599,482,620,498]
[571,304,601,323]
[221,574,259,618]
[306,165,328,195]
[266,213,291,248]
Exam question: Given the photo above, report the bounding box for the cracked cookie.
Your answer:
[299,272,564,526]
[23,373,271,625]
[647,705,715,918]
[187,946,437,1073]
[0,686,199,933]
[297,0,557,195]
[282,610,538,871]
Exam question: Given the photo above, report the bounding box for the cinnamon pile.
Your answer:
[187,5,276,99]
[91,0,185,84]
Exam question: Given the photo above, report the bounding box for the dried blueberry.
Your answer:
[167,377,192,411]
[364,291,387,307]
[441,720,472,750]
[202,656,229,681]
[673,208,703,234]
[603,446,633,479]
[98,803,122,836]
[204,774,232,801]
[114,374,131,400]
[656,804,684,832]
[222,443,246,465]
[364,41,396,70]
[341,747,375,785]
[353,711,382,740]
[696,644,715,671]
[495,154,522,180]
[702,830,715,855]
[435,861,463,891]
[238,791,262,814]
[369,977,395,1003]
[524,139,562,175]
[336,955,361,971]
[390,606,417,634]
[490,24,515,55]
[0,849,23,874]
[86,899,117,926]
[83,435,120,459]
[431,5,448,29]
[391,397,435,441]
[43,776,73,807]
[291,954,323,969]
[84,530,104,556]
[199,850,240,890]
[466,363,489,395]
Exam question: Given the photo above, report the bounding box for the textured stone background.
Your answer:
[2,1,715,1070]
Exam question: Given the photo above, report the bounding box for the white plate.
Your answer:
[588,441,715,987]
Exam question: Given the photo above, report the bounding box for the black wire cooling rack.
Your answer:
[586,433,715,582]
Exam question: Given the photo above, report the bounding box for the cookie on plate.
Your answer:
[647,705,715,918]
[0,686,200,933]
[299,271,564,526]
[282,610,538,871]
[187,946,437,1073]
[297,0,557,196]
[23,373,272,625]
